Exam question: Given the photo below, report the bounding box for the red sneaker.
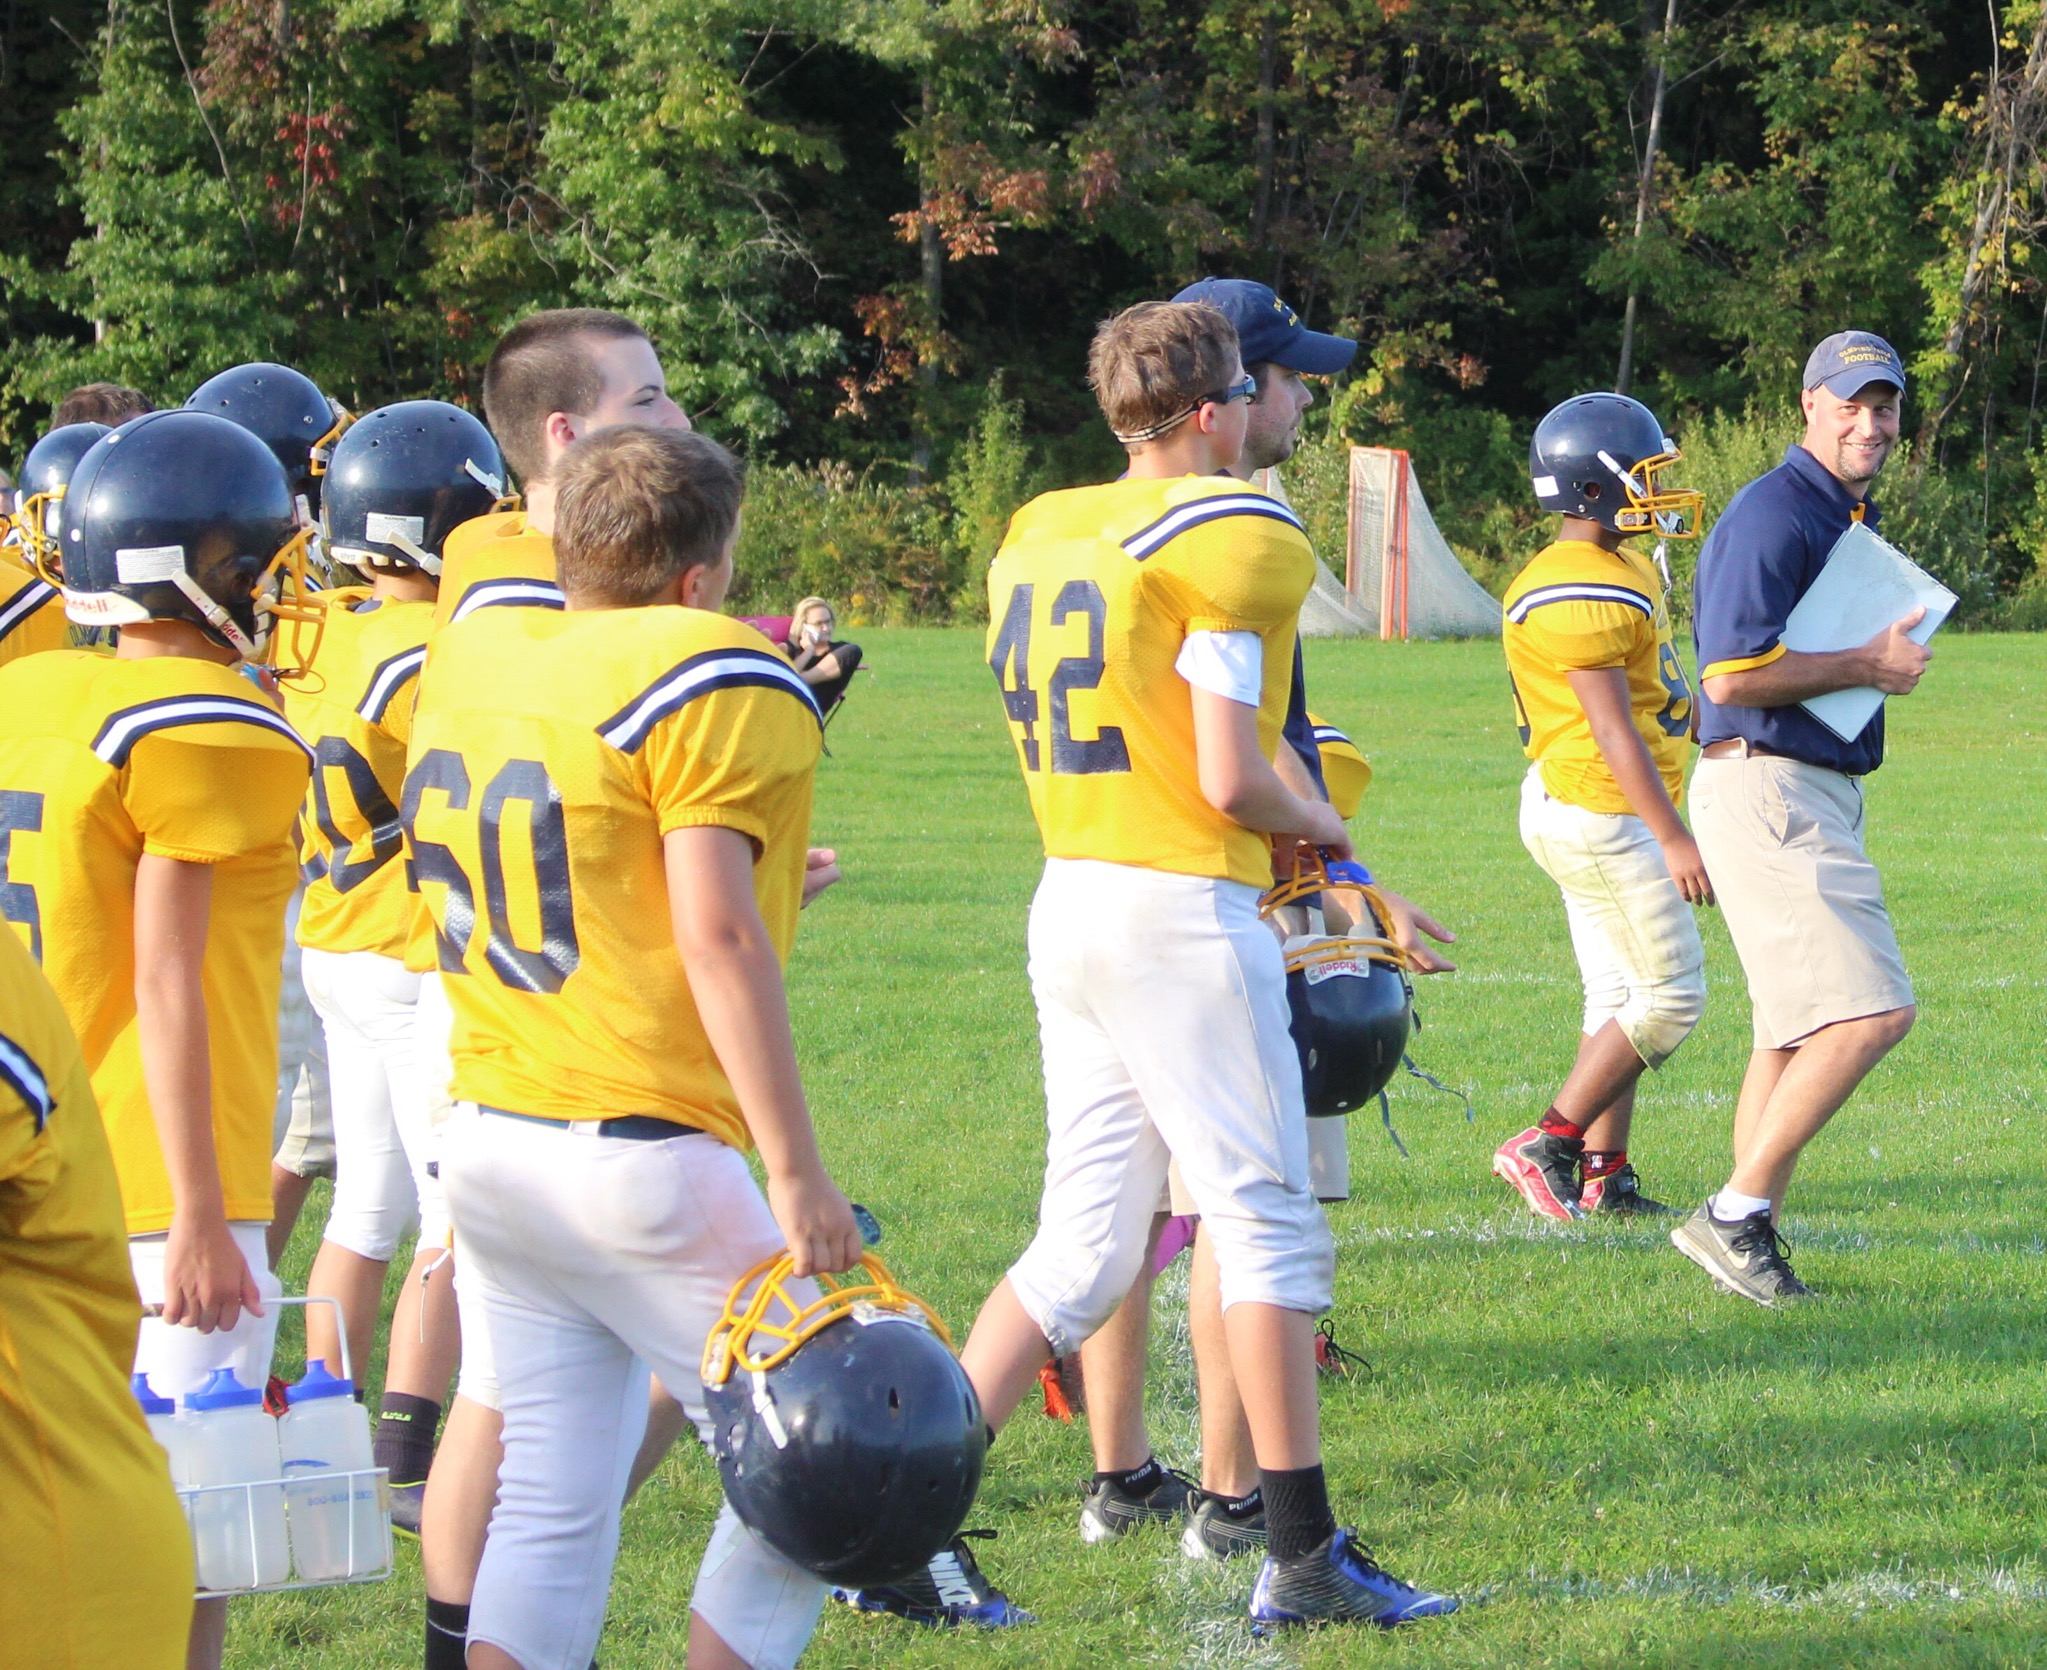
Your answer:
[1491,1126,1585,1220]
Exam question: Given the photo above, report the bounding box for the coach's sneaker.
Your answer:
[1182,1487,1267,1560]
[1492,1126,1584,1220]
[1670,1204,1814,1307]
[1580,1163,1670,1216]
[831,1530,1034,1628]
[1248,1529,1460,1632]
[1080,1459,1193,1543]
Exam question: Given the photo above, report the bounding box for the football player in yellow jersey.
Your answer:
[404,425,859,1670]
[432,307,694,627]
[284,403,508,1541]
[1492,392,1713,1223]
[0,924,194,1670]
[0,409,316,1670]
[1,421,112,659]
[952,301,1458,1631]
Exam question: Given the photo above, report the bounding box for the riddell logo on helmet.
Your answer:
[1303,958,1364,985]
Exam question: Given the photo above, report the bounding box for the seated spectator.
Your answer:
[53,383,153,428]
[748,595,864,718]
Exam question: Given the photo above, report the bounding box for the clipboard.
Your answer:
[1780,521,1954,742]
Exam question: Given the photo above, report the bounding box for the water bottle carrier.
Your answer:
[168,1296,394,1596]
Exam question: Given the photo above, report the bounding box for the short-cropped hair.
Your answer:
[54,383,154,427]
[482,309,647,487]
[1086,301,1240,443]
[554,427,745,608]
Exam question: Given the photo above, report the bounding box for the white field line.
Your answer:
[1522,1561,2047,1611]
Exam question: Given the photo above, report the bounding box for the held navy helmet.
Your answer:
[62,410,323,667]
[702,1253,985,1587]
[1529,392,1703,539]
[322,401,506,577]
[186,361,351,514]
[1262,854,1415,1116]
[13,422,112,580]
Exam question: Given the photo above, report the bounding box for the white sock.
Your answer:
[1710,1186,1772,1223]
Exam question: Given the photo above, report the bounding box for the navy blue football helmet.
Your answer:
[322,401,506,577]
[12,422,112,580]
[1263,852,1415,1116]
[702,1253,985,1588]
[1529,393,1702,538]
[62,410,324,667]
[186,362,351,514]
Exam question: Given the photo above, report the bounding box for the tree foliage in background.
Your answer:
[3,0,2044,619]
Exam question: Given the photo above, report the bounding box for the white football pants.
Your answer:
[300,947,447,1260]
[1519,766,1706,1069]
[441,1104,825,1670]
[1007,858,1334,1358]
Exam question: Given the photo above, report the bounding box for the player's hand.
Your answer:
[1376,888,1457,974]
[1862,606,1930,695]
[1290,802,1353,861]
[768,1167,863,1278]
[1661,831,1715,905]
[801,847,841,908]
[162,1213,264,1334]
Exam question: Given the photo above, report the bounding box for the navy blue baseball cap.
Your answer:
[1803,330,1906,399]
[1172,278,1357,375]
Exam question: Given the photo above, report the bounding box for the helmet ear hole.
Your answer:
[1582,480,1602,501]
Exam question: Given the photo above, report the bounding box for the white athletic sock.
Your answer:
[1710,1186,1772,1223]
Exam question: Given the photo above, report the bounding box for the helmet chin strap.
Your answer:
[384,531,442,576]
[171,570,261,659]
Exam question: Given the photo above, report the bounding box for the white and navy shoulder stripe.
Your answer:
[0,1029,55,1133]
[92,693,312,767]
[598,647,822,753]
[1122,493,1306,562]
[1505,582,1653,625]
[450,579,565,623]
[1311,721,1354,751]
[0,579,57,644]
[358,645,428,724]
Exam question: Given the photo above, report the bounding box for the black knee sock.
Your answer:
[424,1598,468,1670]
[376,1393,442,1486]
[1260,1464,1336,1561]
[1093,1455,1163,1495]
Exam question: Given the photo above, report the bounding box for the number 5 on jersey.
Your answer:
[988,579,1131,776]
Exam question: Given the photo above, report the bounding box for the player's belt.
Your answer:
[479,1106,702,1141]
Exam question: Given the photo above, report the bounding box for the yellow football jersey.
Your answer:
[0,563,66,665]
[1307,712,1373,820]
[987,477,1314,888]
[286,590,433,959]
[0,927,193,1666]
[431,510,560,630]
[0,652,310,1232]
[1503,539,1694,814]
[405,605,821,1143]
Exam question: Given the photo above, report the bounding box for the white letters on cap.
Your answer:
[115,544,186,583]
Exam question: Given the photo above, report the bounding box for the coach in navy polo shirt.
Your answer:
[1668,331,1930,1308]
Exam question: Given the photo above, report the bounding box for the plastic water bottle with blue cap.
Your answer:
[280,1361,388,1579]
[182,1368,290,1590]
[133,1372,195,1493]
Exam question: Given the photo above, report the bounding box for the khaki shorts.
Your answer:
[1691,754,1913,1049]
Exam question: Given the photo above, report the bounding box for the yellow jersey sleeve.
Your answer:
[0,1023,58,1187]
[0,569,64,667]
[1509,593,1650,672]
[1307,712,1373,821]
[1140,495,1315,635]
[617,650,827,854]
[118,708,314,863]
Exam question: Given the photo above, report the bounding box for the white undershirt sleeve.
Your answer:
[1174,630,1264,707]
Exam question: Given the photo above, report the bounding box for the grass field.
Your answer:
[237,629,2047,1669]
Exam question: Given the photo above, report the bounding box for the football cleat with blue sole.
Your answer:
[830,1530,1034,1628]
[1248,1528,1460,1633]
